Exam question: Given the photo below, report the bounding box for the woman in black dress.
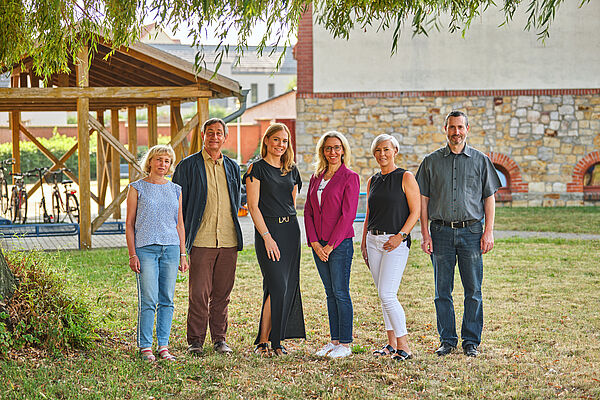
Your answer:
[244,123,305,356]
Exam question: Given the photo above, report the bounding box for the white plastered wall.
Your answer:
[312,2,600,92]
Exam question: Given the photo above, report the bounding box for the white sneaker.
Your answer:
[315,342,337,357]
[328,345,352,359]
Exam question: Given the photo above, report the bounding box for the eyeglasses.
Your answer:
[324,145,343,153]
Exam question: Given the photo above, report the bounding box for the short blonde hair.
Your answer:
[313,131,352,176]
[260,123,295,175]
[140,144,176,176]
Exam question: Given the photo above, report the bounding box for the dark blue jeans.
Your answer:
[430,221,484,348]
[312,238,354,344]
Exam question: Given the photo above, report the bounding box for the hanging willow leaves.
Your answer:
[0,0,591,79]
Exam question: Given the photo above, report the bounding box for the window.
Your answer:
[268,83,275,98]
[494,164,512,202]
[251,83,258,103]
[583,163,600,201]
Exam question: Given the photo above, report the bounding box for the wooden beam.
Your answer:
[96,110,106,212]
[57,73,69,87]
[148,104,158,148]
[0,86,212,99]
[9,112,21,178]
[190,97,209,155]
[90,171,138,233]
[128,107,138,181]
[169,113,199,151]
[110,109,121,219]
[170,101,184,162]
[19,73,28,88]
[77,45,92,250]
[89,116,143,174]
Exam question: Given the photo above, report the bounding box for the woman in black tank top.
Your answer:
[360,134,421,361]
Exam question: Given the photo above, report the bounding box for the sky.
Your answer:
[164,21,297,47]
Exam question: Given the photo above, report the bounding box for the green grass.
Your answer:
[495,206,600,234]
[1,239,599,399]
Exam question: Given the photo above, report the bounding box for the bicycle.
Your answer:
[0,158,15,215]
[9,173,28,224]
[27,167,53,223]
[49,169,80,223]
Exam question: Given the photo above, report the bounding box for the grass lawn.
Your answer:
[495,206,600,234]
[1,239,599,399]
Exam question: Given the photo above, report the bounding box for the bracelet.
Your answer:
[129,254,137,259]
[261,231,269,237]
[180,253,187,257]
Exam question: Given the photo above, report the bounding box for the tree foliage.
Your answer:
[0,0,592,80]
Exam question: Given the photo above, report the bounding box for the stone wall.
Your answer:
[296,92,600,207]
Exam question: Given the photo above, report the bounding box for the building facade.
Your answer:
[295,3,600,206]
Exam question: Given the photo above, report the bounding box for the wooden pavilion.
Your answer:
[0,39,243,249]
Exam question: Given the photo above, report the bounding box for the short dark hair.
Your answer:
[444,110,469,128]
[202,118,228,138]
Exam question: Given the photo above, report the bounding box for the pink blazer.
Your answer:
[304,164,360,249]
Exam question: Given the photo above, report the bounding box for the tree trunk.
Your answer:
[0,249,17,308]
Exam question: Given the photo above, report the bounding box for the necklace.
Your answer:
[380,167,398,182]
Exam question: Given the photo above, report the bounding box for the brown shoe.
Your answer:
[214,341,233,355]
[187,342,204,356]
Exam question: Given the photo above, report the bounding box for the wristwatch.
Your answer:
[399,231,408,240]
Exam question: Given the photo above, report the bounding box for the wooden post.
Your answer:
[128,107,138,181]
[170,100,184,162]
[9,112,21,177]
[77,46,92,249]
[190,97,209,155]
[96,110,106,212]
[148,104,158,148]
[110,109,121,219]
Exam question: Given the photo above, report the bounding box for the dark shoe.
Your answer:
[214,341,233,355]
[391,349,413,361]
[254,342,269,356]
[463,344,478,357]
[187,342,204,356]
[373,344,396,357]
[435,342,456,356]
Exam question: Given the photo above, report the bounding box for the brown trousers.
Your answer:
[187,246,237,346]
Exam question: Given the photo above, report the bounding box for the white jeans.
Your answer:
[366,232,410,338]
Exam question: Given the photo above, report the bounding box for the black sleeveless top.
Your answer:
[367,168,411,247]
[243,159,302,218]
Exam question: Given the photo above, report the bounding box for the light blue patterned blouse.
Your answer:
[129,179,182,249]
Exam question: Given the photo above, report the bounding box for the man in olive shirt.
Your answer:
[416,110,501,357]
[172,118,243,355]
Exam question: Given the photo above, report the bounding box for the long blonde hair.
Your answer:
[140,144,176,176]
[260,123,295,175]
[313,131,352,176]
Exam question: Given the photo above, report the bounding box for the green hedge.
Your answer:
[0,133,98,182]
[0,133,175,183]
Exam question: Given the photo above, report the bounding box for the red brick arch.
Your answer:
[567,151,600,193]
[487,152,528,193]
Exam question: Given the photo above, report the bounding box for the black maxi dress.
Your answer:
[243,159,306,348]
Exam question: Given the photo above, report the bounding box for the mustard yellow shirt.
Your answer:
[193,149,238,248]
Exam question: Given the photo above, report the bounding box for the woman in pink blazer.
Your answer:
[304,131,360,359]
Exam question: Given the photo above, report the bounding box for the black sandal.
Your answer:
[254,343,269,355]
[373,344,396,357]
[272,345,288,356]
[391,350,413,361]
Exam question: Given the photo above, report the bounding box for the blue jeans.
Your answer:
[136,244,179,348]
[430,221,484,348]
[312,238,354,344]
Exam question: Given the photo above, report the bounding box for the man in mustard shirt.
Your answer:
[173,118,243,355]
